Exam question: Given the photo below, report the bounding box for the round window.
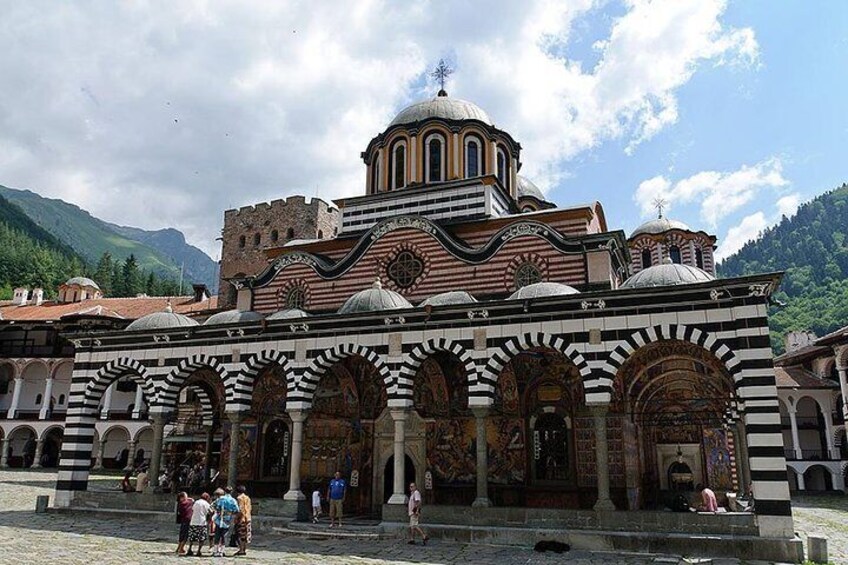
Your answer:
[514,262,542,289]
[387,251,424,289]
[285,286,306,309]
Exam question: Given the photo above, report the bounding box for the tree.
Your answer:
[122,254,143,297]
[94,253,114,296]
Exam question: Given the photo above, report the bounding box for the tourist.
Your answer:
[186,492,212,557]
[235,485,252,555]
[695,484,718,512]
[312,488,322,523]
[175,491,194,555]
[120,471,133,493]
[135,466,149,492]
[232,511,248,557]
[407,482,428,545]
[211,487,238,557]
[327,471,346,528]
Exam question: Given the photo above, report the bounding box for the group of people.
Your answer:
[175,485,252,558]
[310,471,428,545]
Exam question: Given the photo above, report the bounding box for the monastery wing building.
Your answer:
[51,89,803,560]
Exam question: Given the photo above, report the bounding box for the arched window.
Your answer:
[669,245,682,264]
[465,136,481,178]
[271,230,279,243]
[35,393,42,405]
[286,228,295,239]
[238,235,246,249]
[371,153,383,193]
[641,249,652,269]
[253,233,261,246]
[391,141,407,189]
[318,230,324,239]
[695,247,704,269]
[496,147,508,186]
[58,394,65,405]
[425,134,445,183]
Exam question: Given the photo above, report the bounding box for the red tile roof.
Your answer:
[774,366,838,389]
[0,295,218,322]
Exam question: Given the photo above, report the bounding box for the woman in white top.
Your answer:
[186,492,213,557]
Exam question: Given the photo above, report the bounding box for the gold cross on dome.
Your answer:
[652,197,668,219]
[431,59,454,92]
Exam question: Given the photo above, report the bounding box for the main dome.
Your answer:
[620,261,714,289]
[338,280,413,314]
[630,217,691,238]
[389,92,493,127]
[517,175,545,201]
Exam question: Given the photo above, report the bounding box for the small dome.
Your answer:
[630,217,691,238]
[508,282,580,300]
[621,261,715,289]
[267,308,308,320]
[389,93,493,127]
[64,276,100,290]
[420,291,478,307]
[516,176,546,201]
[203,309,264,325]
[338,279,413,314]
[125,308,199,332]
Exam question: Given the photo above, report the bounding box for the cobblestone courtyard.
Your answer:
[0,470,845,564]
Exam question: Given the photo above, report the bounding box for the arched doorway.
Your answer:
[383,455,416,503]
[41,427,64,468]
[250,365,290,497]
[612,340,739,510]
[303,354,386,517]
[7,426,37,468]
[101,426,130,469]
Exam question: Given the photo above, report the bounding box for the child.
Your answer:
[312,488,322,523]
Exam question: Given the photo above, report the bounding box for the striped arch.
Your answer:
[158,354,228,412]
[602,324,742,394]
[398,338,478,402]
[298,344,392,406]
[185,385,215,427]
[481,332,592,400]
[84,358,155,413]
[229,350,295,413]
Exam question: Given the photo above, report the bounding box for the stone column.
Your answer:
[147,413,166,490]
[796,471,806,491]
[93,438,107,470]
[388,409,408,505]
[284,410,306,501]
[472,407,492,507]
[32,439,44,469]
[788,407,803,460]
[39,377,54,420]
[204,426,214,483]
[6,378,23,419]
[132,386,144,419]
[227,412,242,489]
[592,406,615,511]
[124,440,137,471]
[410,136,417,181]
[100,384,113,420]
[837,367,848,424]
[0,438,9,468]
[821,398,836,460]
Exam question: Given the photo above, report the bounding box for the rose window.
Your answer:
[514,262,543,289]
[285,286,306,309]
[387,251,424,289]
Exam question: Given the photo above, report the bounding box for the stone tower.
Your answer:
[218,196,339,308]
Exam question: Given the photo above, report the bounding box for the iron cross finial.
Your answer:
[652,197,668,219]
[431,59,454,92]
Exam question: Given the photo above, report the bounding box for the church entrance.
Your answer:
[383,455,416,503]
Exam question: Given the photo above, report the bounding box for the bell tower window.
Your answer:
[425,134,445,183]
[669,245,682,264]
[695,247,704,269]
[371,153,383,193]
[465,137,481,178]
[496,147,508,188]
[392,142,407,189]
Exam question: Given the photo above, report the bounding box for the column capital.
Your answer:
[590,405,609,418]
[227,411,245,425]
[287,409,308,424]
[390,408,410,422]
[151,413,167,426]
[472,406,490,419]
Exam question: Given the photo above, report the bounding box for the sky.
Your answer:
[0,1,846,261]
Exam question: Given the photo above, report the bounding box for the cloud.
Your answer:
[634,158,788,227]
[776,193,801,218]
[715,211,768,262]
[0,0,758,255]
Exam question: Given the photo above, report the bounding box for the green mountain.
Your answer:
[718,183,848,353]
[0,185,217,292]
[0,193,87,297]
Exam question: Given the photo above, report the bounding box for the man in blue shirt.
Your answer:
[211,487,239,557]
[327,471,346,528]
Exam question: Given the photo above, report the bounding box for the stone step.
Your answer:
[275,521,393,540]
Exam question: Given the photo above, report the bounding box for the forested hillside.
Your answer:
[719,183,848,352]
